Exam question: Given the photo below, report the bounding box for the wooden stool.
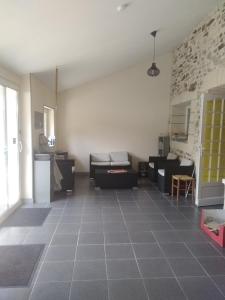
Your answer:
[171,175,195,204]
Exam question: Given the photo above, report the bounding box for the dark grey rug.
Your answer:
[2,207,51,227]
[0,244,45,287]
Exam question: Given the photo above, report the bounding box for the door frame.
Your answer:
[0,78,21,218]
[195,92,225,207]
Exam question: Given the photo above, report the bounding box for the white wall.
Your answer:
[30,74,56,152]
[57,53,172,172]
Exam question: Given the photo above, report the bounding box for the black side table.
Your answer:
[138,161,149,177]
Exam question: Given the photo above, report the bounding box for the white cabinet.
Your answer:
[34,154,54,204]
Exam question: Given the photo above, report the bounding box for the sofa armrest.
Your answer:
[157,159,180,169]
[149,156,166,163]
[128,153,132,167]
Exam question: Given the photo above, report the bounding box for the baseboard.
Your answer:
[21,198,33,204]
[0,200,23,225]
[197,196,224,207]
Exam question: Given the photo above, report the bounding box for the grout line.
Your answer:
[68,208,81,300]
[28,200,68,299]
[184,242,225,298]
[116,190,150,300]
[151,231,189,300]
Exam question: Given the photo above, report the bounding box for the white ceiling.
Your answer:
[0,0,218,91]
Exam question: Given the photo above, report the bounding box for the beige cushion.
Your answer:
[91,153,110,162]
[91,162,111,166]
[180,158,193,166]
[158,169,165,177]
[110,151,128,162]
[149,162,154,168]
[110,161,130,166]
[167,153,177,160]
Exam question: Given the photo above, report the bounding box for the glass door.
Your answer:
[0,84,19,215]
[196,94,225,206]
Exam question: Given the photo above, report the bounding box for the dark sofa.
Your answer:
[157,159,194,193]
[90,152,132,179]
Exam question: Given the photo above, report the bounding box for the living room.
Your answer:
[0,1,225,299]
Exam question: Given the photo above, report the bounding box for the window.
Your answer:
[43,106,55,147]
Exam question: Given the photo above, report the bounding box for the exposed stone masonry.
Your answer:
[171,2,225,97]
[170,2,225,160]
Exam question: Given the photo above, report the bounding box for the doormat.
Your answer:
[0,244,45,287]
[2,208,51,227]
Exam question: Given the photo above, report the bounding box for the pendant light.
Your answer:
[147,30,160,77]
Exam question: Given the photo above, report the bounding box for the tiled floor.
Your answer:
[0,175,225,299]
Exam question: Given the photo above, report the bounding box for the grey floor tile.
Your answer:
[51,234,78,246]
[133,243,164,258]
[102,207,121,214]
[103,222,127,233]
[169,257,205,277]
[76,245,105,260]
[30,282,70,300]
[45,246,76,261]
[130,232,156,243]
[145,278,186,300]
[0,288,30,300]
[176,230,208,242]
[105,244,134,259]
[148,221,173,231]
[187,242,221,257]
[169,221,197,230]
[45,215,61,224]
[212,275,225,296]
[108,279,148,300]
[73,260,106,280]
[124,213,164,222]
[160,242,193,258]
[38,261,73,282]
[82,214,103,223]
[163,212,187,221]
[178,276,225,300]
[153,231,181,243]
[79,232,104,244]
[197,257,225,275]
[126,222,152,232]
[60,215,82,223]
[56,223,80,234]
[106,259,140,279]
[104,232,130,244]
[80,222,103,233]
[102,214,124,223]
[49,208,63,216]
[70,280,108,300]
[138,258,173,278]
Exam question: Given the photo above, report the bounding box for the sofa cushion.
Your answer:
[110,161,130,166]
[180,158,193,166]
[149,162,154,169]
[167,153,177,160]
[91,153,110,162]
[110,151,128,162]
[91,162,111,166]
[158,169,165,177]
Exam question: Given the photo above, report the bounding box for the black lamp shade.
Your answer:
[147,62,160,77]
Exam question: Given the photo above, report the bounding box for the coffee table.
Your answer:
[95,169,138,189]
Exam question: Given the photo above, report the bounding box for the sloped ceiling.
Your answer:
[0,0,218,90]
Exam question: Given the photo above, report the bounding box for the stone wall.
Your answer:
[171,2,225,97]
[170,1,225,161]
